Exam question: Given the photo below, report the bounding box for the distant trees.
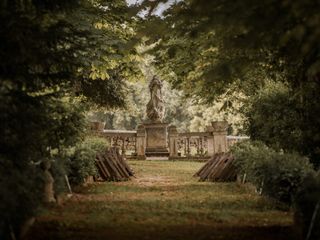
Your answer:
[88,79,244,133]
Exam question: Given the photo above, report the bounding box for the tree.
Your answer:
[137,0,319,97]
[0,0,141,238]
[244,82,302,152]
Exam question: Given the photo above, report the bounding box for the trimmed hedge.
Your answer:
[69,136,108,185]
[231,141,313,203]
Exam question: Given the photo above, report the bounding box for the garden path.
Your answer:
[26,160,293,240]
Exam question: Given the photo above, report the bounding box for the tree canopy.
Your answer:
[136,0,319,100]
[132,0,320,166]
[0,0,142,238]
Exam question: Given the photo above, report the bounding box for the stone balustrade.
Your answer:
[91,121,249,159]
[98,129,137,157]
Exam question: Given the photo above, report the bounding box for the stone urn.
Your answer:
[211,121,228,132]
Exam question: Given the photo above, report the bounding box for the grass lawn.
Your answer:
[26,160,294,240]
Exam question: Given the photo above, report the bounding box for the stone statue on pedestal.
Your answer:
[140,75,169,158]
[146,75,165,122]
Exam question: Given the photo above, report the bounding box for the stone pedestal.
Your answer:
[144,122,169,158]
[206,121,228,156]
[136,124,146,159]
[207,137,215,156]
[168,125,179,158]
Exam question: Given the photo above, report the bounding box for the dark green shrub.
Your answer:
[0,94,85,239]
[69,137,108,185]
[84,136,109,153]
[231,141,270,184]
[243,81,320,169]
[294,172,320,240]
[0,157,44,239]
[231,141,313,203]
[51,157,70,195]
[244,82,302,153]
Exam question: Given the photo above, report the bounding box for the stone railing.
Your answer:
[91,121,249,159]
[176,132,209,157]
[168,121,229,159]
[97,129,137,157]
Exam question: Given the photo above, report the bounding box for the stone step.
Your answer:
[145,151,170,157]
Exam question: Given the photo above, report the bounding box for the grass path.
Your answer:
[27,160,294,240]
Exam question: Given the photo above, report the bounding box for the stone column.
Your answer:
[206,133,215,156]
[206,121,228,156]
[168,125,179,158]
[186,137,191,156]
[136,124,146,159]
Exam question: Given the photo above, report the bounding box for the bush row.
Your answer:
[231,140,320,239]
[69,136,107,185]
[231,141,313,203]
[51,136,108,191]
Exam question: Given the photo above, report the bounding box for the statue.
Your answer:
[41,160,56,203]
[146,75,165,122]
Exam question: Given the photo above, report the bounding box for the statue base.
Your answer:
[144,122,169,159]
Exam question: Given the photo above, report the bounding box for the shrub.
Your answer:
[69,136,108,185]
[294,172,320,240]
[243,81,320,169]
[51,157,70,195]
[231,141,314,203]
[244,82,302,154]
[0,157,44,239]
[83,136,109,153]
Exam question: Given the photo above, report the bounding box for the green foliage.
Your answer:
[87,40,245,133]
[88,80,244,133]
[51,157,69,195]
[69,137,108,185]
[0,0,141,238]
[244,82,302,152]
[139,0,320,100]
[0,157,44,239]
[231,141,314,203]
[294,172,320,240]
[137,0,320,167]
[243,81,320,168]
[84,136,109,154]
[88,80,192,131]
[0,92,85,238]
[50,146,77,195]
